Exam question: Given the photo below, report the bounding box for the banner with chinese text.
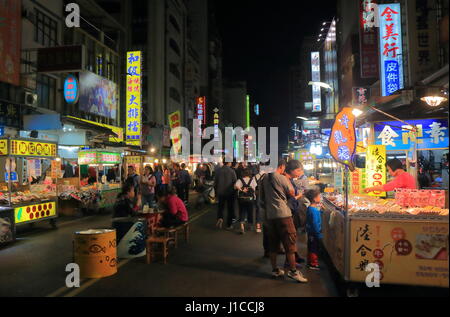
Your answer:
[359,0,379,78]
[126,51,142,147]
[350,219,448,287]
[328,107,357,171]
[0,0,21,85]
[366,145,387,198]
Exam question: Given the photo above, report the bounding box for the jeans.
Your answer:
[142,193,155,207]
[217,194,235,227]
[307,234,321,266]
[238,200,254,224]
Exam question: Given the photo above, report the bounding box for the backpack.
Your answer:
[237,177,255,202]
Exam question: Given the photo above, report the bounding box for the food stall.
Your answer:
[78,150,122,210]
[321,108,449,293]
[0,137,59,231]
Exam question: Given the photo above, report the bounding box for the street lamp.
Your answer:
[420,87,448,107]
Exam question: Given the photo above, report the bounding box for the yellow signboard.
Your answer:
[9,139,57,157]
[168,111,182,154]
[15,201,57,224]
[66,116,124,143]
[125,156,142,165]
[366,145,386,198]
[350,218,449,288]
[126,51,142,147]
[0,139,8,155]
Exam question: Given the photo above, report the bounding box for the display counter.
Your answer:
[321,192,449,289]
[0,137,59,228]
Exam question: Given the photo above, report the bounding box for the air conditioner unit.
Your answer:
[24,91,38,107]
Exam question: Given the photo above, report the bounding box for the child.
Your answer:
[305,189,323,270]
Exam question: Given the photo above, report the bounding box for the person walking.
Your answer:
[259,159,308,283]
[125,165,140,196]
[141,166,157,207]
[305,189,323,270]
[178,163,192,204]
[214,160,237,229]
[235,168,257,234]
[162,165,171,195]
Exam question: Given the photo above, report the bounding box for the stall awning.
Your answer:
[61,116,118,138]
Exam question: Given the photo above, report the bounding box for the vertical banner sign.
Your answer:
[246,95,251,128]
[196,97,206,138]
[366,145,387,198]
[0,0,21,86]
[64,75,79,104]
[359,0,379,78]
[378,3,404,97]
[168,111,182,154]
[126,51,142,146]
[213,108,220,142]
[311,52,322,112]
[328,107,357,171]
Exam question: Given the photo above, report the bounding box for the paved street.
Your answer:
[0,198,339,297]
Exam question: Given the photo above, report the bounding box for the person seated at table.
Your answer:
[113,183,142,218]
[80,175,89,187]
[156,186,189,228]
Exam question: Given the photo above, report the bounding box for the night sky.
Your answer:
[214,0,337,139]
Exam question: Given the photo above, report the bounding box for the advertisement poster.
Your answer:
[350,219,449,287]
[168,111,182,154]
[366,145,387,198]
[0,0,21,86]
[328,107,357,171]
[79,72,118,120]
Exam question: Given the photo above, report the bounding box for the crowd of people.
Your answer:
[112,159,324,284]
[213,159,323,284]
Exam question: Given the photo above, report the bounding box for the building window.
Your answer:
[169,15,181,34]
[169,39,181,56]
[36,74,56,110]
[169,87,181,103]
[169,63,181,79]
[35,9,58,46]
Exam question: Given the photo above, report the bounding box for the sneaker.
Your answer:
[307,264,321,271]
[216,218,223,229]
[271,268,285,278]
[287,270,308,283]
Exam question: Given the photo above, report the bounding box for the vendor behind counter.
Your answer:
[365,158,416,194]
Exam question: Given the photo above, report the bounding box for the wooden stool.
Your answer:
[146,236,174,264]
[155,227,178,248]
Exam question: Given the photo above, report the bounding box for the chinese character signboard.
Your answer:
[328,108,357,171]
[126,51,142,147]
[366,145,387,198]
[64,75,79,104]
[350,219,448,288]
[168,111,182,154]
[196,97,206,138]
[311,52,322,112]
[375,119,448,150]
[378,3,404,96]
[359,0,379,78]
[6,139,57,158]
[213,108,220,142]
[0,0,21,86]
[352,87,370,107]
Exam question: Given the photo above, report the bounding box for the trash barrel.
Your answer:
[73,229,117,279]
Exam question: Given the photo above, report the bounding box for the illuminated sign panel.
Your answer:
[63,75,79,104]
[359,0,379,78]
[126,51,142,146]
[366,145,387,198]
[311,52,322,112]
[196,97,206,137]
[6,139,57,157]
[168,111,182,154]
[328,107,356,171]
[15,202,57,224]
[66,116,124,143]
[78,151,121,165]
[378,3,404,96]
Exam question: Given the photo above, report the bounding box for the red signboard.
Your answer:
[328,107,357,171]
[359,0,379,78]
[0,0,21,85]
